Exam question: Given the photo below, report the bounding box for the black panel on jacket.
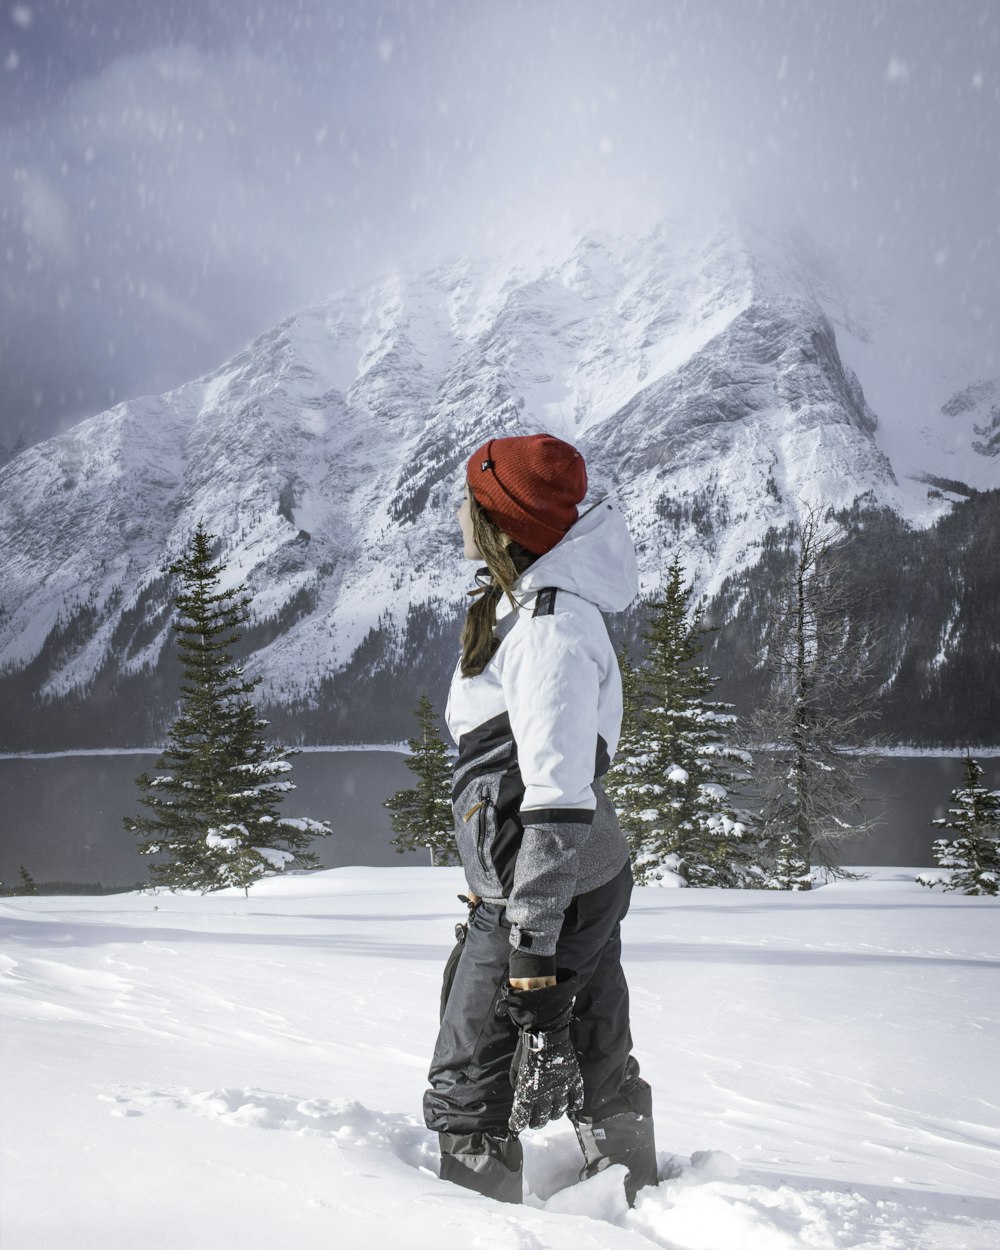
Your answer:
[453,712,612,897]
[532,587,558,617]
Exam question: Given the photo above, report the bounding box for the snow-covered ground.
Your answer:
[2,867,997,1250]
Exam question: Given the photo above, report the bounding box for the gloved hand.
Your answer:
[503,974,585,1135]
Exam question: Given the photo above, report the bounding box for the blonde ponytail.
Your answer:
[459,494,537,677]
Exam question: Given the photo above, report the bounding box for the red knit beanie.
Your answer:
[466,433,588,555]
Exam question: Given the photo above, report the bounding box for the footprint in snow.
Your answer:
[104,1086,437,1169]
[102,1088,927,1248]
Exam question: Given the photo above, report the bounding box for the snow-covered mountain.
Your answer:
[0,213,996,747]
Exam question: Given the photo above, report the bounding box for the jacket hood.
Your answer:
[514,497,639,613]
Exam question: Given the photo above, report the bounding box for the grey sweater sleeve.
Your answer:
[505,816,594,977]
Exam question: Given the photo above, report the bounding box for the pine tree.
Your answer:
[125,523,330,892]
[609,644,646,852]
[752,507,882,887]
[605,557,755,887]
[766,833,813,892]
[919,757,1000,896]
[384,693,457,866]
[18,865,37,895]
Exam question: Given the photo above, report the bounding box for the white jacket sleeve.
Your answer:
[500,612,604,817]
[498,612,607,963]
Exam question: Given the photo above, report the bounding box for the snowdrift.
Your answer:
[2,866,997,1249]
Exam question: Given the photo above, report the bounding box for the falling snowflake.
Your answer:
[885,56,910,84]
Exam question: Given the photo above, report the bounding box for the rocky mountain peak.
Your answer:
[0,215,995,747]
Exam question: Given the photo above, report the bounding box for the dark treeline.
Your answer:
[702,488,999,746]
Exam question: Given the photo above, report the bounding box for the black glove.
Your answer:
[503,974,585,1135]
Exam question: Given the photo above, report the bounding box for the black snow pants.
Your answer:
[423,861,657,1205]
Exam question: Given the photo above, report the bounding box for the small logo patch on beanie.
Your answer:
[481,459,494,472]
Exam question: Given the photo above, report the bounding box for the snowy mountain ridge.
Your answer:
[0,212,995,741]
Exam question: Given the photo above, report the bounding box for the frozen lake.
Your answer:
[0,749,414,888]
[0,749,995,888]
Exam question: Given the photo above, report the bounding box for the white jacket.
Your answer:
[444,498,639,965]
[446,497,639,817]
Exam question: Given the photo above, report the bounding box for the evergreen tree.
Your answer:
[608,644,646,852]
[751,507,881,887]
[919,757,1000,896]
[18,865,37,895]
[765,833,813,892]
[125,523,330,892]
[605,557,755,887]
[384,693,457,866]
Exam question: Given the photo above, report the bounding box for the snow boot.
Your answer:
[438,1130,523,1204]
[572,1076,658,1206]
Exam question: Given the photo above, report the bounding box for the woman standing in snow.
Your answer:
[424,433,658,1206]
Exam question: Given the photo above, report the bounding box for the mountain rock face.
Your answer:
[941,380,1000,459]
[0,214,996,748]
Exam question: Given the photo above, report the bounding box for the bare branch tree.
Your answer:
[751,505,884,885]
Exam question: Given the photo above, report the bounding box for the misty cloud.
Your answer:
[1,0,997,451]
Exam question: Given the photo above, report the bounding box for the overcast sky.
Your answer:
[1,0,998,451]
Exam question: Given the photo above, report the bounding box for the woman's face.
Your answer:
[457,488,481,560]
